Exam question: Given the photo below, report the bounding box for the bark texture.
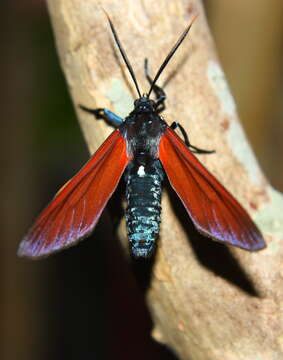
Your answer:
[47,0,283,359]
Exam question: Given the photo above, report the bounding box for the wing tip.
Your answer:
[17,237,55,259]
[239,238,267,252]
[194,224,267,252]
[223,235,267,252]
[17,226,97,259]
[17,241,43,260]
[17,240,72,259]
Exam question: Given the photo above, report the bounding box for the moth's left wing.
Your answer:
[18,130,131,258]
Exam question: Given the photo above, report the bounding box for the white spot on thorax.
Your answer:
[137,166,145,177]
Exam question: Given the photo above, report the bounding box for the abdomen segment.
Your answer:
[125,161,163,257]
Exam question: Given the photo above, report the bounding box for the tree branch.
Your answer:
[47,0,283,358]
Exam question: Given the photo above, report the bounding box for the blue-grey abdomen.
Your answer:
[125,160,163,257]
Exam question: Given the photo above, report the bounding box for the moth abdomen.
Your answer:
[125,161,163,258]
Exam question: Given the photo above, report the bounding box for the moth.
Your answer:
[18,15,266,258]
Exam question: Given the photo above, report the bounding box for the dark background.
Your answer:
[2,1,283,359]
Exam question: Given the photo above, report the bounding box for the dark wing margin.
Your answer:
[18,130,131,258]
[159,128,266,251]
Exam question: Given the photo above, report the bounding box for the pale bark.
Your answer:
[46,1,283,359]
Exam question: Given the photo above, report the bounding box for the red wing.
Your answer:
[159,128,266,250]
[18,130,131,258]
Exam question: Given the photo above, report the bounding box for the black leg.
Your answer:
[144,59,166,113]
[170,122,215,154]
[79,105,124,128]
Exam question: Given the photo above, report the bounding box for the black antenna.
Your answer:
[105,12,142,98]
[147,15,198,98]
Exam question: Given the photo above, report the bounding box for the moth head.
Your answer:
[134,97,156,113]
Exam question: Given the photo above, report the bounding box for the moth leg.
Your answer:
[170,122,215,154]
[79,105,124,128]
[144,58,166,113]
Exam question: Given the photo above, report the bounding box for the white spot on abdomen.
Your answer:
[137,166,145,177]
